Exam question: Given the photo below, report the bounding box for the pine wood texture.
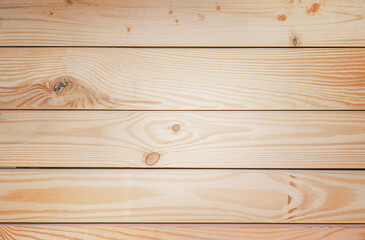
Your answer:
[0,0,365,46]
[1,111,365,168]
[1,48,365,110]
[1,224,364,240]
[1,0,364,231]
[0,169,364,223]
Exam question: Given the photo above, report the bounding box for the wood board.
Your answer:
[1,111,365,168]
[1,48,365,110]
[1,224,364,240]
[0,169,364,223]
[0,0,365,46]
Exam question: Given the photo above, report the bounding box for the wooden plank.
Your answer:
[1,224,365,240]
[0,169,364,223]
[0,0,364,46]
[1,48,365,110]
[1,111,365,168]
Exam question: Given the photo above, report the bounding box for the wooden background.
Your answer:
[0,0,364,239]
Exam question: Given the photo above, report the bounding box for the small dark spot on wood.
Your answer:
[277,14,287,21]
[290,174,297,179]
[293,37,298,46]
[216,5,221,11]
[126,26,131,33]
[288,195,292,204]
[49,11,53,16]
[53,78,69,92]
[145,152,160,166]
[288,207,297,214]
[172,124,180,132]
[66,0,73,5]
[169,10,174,14]
[175,19,179,23]
[290,181,296,188]
[290,33,301,46]
[288,215,296,220]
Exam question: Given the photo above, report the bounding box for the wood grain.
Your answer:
[1,224,365,240]
[0,169,364,223]
[1,111,365,168]
[0,0,364,46]
[1,48,365,110]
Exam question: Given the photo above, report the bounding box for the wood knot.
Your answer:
[307,3,320,14]
[277,14,287,21]
[172,124,180,132]
[145,152,160,166]
[66,0,73,5]
[53,78,69,92]
[216,5,221,11]
[290,34,301,47]
[293,37,298,46]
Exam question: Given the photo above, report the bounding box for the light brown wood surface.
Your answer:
[0,169,364,223]
[1,0,364,232]
[1,224,364,240]
[1,48,365,110]
[1,111,365,168]
[0,0,365,46]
